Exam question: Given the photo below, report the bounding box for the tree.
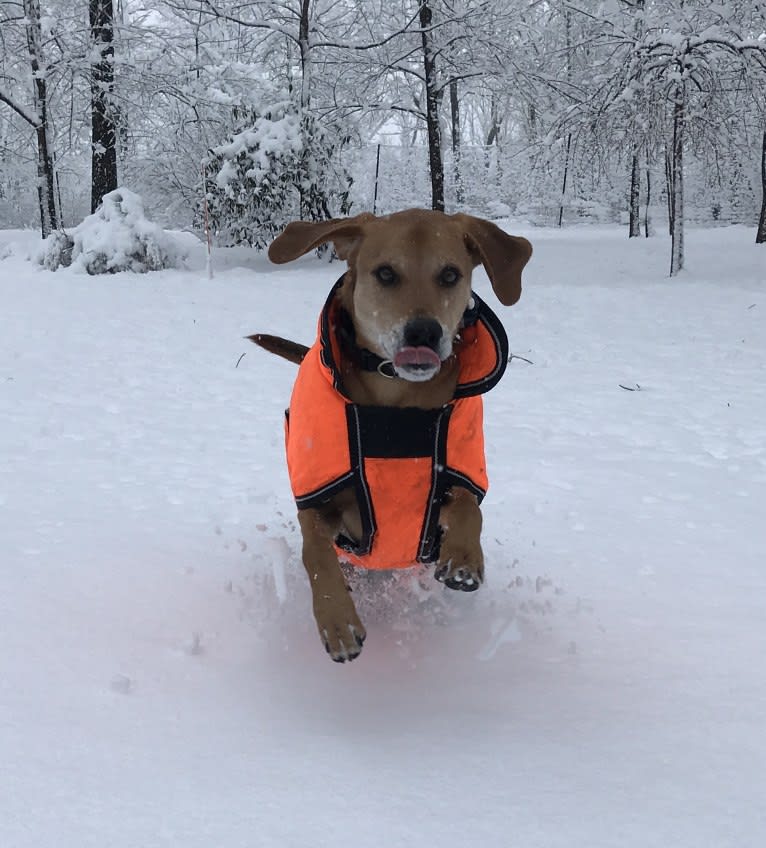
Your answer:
[0,0,64,236]
[562,0,766,271]
[449,77,463,205]
[89,0,118,211]
[2,0,124,230]
[418,1,444,210]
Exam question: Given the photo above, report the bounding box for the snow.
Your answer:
[1,223,765,847]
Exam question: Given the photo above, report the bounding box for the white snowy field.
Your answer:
[1,222,765,848]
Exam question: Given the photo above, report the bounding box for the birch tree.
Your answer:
[0,0,64,236]
[562,0,766,271]
[640,8,766,273]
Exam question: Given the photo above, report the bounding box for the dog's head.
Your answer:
[269,209,532,382]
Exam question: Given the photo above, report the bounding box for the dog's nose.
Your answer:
[404,318,443,350]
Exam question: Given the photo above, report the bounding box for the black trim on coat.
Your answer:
[452,291,509,399]
[354,405,443,459]
[342,405,376,556]
[416,406,453,563]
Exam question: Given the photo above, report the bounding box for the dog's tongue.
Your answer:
[393,346,442,369]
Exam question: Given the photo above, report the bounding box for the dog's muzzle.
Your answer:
[392,318,445,381]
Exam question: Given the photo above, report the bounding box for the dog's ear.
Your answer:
[453,214,532,306]
[268,213,375,264]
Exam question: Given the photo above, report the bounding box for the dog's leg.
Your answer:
[435,488,484,591]
[298,508,366,662]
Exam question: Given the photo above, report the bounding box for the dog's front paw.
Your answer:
[434,549,484,592]
[314,593,367,663]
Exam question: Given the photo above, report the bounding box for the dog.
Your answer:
[250,209,532,662]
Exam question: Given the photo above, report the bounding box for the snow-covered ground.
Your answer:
[1,223,765,847]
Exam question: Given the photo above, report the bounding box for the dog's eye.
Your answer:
[374,265,398,286]
[439,266,461,287]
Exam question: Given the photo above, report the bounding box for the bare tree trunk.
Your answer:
[629,151,641,237]
[55,159,64,225]
[558,133,571,228]
[484,97,502,186]
[669,84,685,276]
[90,0,118,212]
[298,0,311,112]
[559,9,572,229]
[449,78,463,207]
[23,0,59,238]
[630,0,646,240]
[644,158,651,238]
[419,1,444,212]
[757,129,766,244]
[298,0,313,219]
[485,101,500,149]
[665,145,674,237]
[33,118,57,237]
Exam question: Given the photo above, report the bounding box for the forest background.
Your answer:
[1,0,766,276]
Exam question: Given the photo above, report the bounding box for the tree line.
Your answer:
[1,0,765,274]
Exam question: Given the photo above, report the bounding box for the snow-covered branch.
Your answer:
[0,89,40,126]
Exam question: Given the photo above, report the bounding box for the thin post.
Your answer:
[201,165,213,279]
[757,129,766,244]
[373,143,381,214]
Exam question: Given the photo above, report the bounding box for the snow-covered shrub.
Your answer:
[204,103,352,248]
[485,199,512,219]
[40,188,185,274]
[39,229,75,270]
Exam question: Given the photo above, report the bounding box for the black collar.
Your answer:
[336,308,397,377]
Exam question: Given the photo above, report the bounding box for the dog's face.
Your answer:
[269,209,532,382]
[344,214,475,381]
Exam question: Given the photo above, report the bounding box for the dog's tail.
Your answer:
[247,333,309,365]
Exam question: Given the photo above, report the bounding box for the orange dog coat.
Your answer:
[285,280,509,570]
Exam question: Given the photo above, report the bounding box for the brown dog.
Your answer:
[252,209,532,662]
